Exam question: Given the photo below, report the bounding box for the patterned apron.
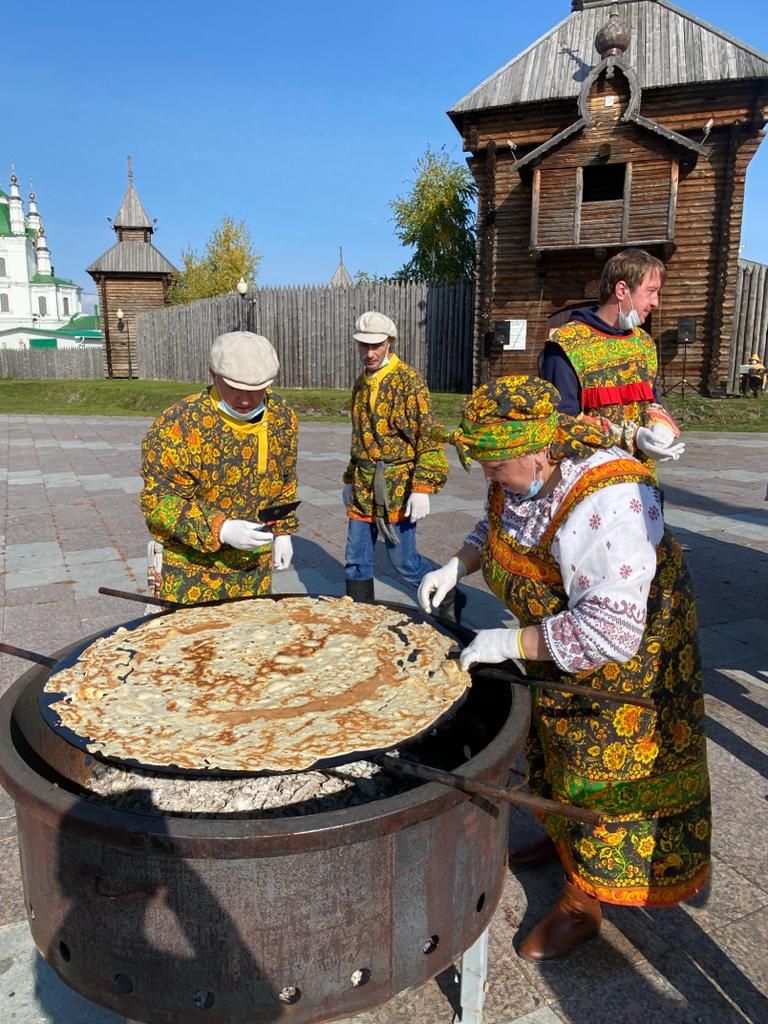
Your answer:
[482,460,711,905]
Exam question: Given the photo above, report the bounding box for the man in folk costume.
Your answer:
[541,248,684,465]
[343,311,461,616]
[141,331,298,604]
[419,377,710,961]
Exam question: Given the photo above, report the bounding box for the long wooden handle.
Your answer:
[0,642,58,669]
[98,586,177,609]
[482,669,655,710]
[450,653,655,710]
[375,756,603,825]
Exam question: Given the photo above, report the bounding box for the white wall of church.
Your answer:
[0,183,82,334]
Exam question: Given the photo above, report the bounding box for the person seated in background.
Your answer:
[746,352,767,397]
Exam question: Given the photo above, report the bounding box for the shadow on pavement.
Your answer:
[662,482,768,523]
[511,863,768,1023]
[34,789,281,1024]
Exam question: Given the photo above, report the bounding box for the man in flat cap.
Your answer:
[140,331,299,604]
[342,311,461,617]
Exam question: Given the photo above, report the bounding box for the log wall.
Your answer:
[462,79,767,393]
[94,276,168,379]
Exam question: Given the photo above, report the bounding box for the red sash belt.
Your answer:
[581,381,655,410]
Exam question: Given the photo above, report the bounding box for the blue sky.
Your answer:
[5,0,768,296]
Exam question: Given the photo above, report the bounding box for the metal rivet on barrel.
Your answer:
[476,892,486,912]
[422,935,439,955]
[351,968,371,987]
[193,989,215,1009]
[279,986,301,1004]
[113,974,133,994]
[58,941,71,962]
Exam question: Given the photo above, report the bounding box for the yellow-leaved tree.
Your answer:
[167,217,261,305]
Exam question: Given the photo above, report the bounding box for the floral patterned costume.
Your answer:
[467,448,711,906]
[343,354,448,523]
[546,321,662,463]
[140,387,299,604]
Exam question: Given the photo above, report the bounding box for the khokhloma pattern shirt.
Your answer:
[466,448,664,673]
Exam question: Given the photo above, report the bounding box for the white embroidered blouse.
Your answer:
[465,448,664,674]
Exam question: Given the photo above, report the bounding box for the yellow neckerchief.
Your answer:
[363,353,400,412]
[209,386,269,473]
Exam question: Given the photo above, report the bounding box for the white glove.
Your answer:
[635,425,685,462]
[219,519,274,551]
[405,492,430,522]
[418,557,466,614]
[460,627,522,672]
[342,483,354,509]
[272,535,293,570]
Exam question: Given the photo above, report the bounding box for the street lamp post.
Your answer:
[236,278,248,331]
[115,307,134,379]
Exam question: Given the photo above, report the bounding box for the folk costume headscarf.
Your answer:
[452,375,711,906]
[442,376,611,470]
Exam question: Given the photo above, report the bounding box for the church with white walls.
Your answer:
[0,171,84,349]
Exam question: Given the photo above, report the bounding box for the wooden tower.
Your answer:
[449,0,768,393]
[87,160,176,378]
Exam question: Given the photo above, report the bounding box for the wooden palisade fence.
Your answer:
[1,269,765,394]
[0,348,103,380]
[135,281,475,393]
[727,260,768,393]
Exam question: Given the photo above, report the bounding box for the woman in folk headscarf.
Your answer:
[419,376,710,962]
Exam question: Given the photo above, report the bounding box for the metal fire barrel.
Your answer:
[0,639,528,1024]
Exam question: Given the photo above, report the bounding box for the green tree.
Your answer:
[353,270,393,285]
[167,217,261,304]
[390,147,477,283]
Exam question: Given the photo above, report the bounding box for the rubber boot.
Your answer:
[345,578,375,603]
[508,834,559,869]
[517,880,602,962]
[436,586,467,626]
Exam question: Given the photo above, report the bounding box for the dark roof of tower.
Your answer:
[86,240,176,275]
[449,0,768,121]
[113,181,153,230]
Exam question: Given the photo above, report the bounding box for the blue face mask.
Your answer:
[519,467,543,501]
[218,398,265,421]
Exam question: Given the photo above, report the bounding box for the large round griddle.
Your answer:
[36,595,475,779]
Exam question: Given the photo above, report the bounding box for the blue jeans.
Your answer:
[344,518,437,589]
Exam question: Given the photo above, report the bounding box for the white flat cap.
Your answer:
[353,310,397,344]
[209,332,279,390]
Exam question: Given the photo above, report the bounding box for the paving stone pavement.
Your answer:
[0,414,767,1024]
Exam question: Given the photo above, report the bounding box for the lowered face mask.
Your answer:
[519,467,544,501]
[218,398,265,421]
[617,303,642,331]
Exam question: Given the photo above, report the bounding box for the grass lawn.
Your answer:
[1,378,767,431]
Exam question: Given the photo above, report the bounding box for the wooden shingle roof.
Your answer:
[329,247,354,287]
[113,181,153,229]
[449,0,768,120]
[86,240,176,275]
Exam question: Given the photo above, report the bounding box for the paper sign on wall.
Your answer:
[495,320,527,351]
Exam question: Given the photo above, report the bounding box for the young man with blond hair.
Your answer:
[541,248,684,464]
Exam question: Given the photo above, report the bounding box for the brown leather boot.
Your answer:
[517,880,601,962]
[508,835,559,869]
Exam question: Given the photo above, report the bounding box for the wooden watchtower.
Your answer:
[449,0,768,393]
[87,162,176,378]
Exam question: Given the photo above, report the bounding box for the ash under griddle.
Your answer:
[79,755,420,818]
